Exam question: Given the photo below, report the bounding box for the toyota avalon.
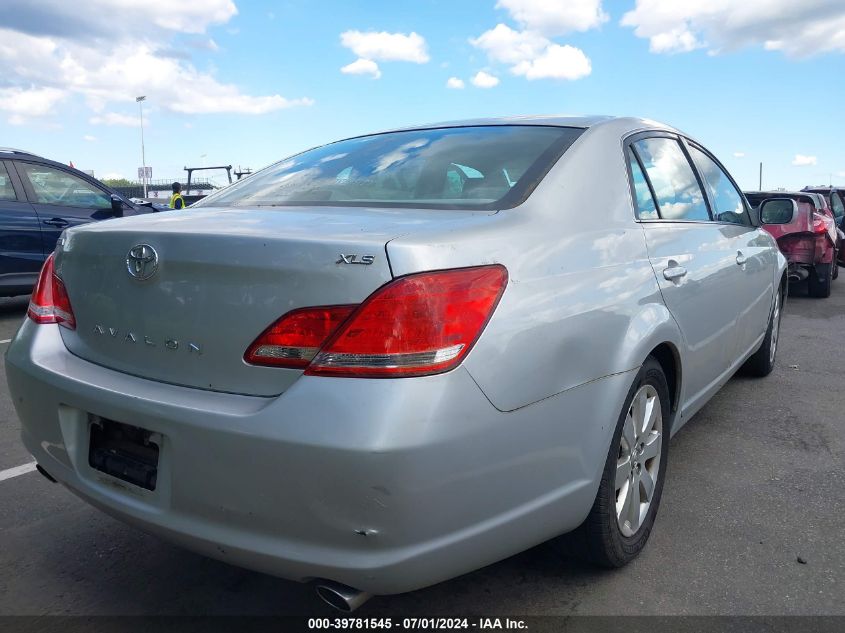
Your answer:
[5,116,787,611]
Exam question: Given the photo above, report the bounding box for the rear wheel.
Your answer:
[563,357,670,567]
[743,286,782,377]
[808,262,832,298]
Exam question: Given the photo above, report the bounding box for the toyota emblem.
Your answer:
[126,244,159,280]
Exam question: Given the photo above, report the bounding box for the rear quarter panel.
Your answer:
[387,120,684,413]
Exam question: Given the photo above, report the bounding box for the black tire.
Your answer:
[809,262,832,298]
[743,285,783,377]
[561,357,671,568]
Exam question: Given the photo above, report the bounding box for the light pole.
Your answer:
[136,95,147,198]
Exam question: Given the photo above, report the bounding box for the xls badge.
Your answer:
[336,253,375,265]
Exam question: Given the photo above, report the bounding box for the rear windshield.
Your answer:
[194,125,584,210]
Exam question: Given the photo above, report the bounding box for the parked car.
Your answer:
[802,186,845,267]
[129,197,171,212]
[745,190,838,295]
[6,117,787,612]
[0,148,151,297]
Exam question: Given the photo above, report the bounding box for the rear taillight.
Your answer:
[27,253,76,329]
[310,265,507,377]
[244,305,357,368]
[813,214,827,234]
[244,265,508,377]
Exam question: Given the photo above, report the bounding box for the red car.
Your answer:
[802,186,845,267]
[745,191,838,297]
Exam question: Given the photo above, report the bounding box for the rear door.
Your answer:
[13,161,116,254]
[831,191,845,264]
[831,191,845,229]
[627,134,744,408]
[0,160,44,294]
[685,142,775,360]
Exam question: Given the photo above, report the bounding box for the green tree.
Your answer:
[100,177,135,188]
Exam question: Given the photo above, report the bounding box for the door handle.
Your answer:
[663,265,687,281]
[736,252,748,266]
[43,218,70,228]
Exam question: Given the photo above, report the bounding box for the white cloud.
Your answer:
[1,0,237,37]
[470,23,592,81]
[621,0,845,56]
[83,134,97,141]
[470,24,549,64]
[511,44,591,80]
[733,152,746,158]
[496,0,608,36]
[471,71,500,88]
[0,2,311,123]
[648,27,701,53]
[792,154,818,166]
[340,30,429,63]
[341,58,382,79]
[446,77,465,89]
[170,91,313,115]
[0,86,66,124]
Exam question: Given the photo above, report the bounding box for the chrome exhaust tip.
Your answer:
[787,268,808,283]
[315,580,372,612]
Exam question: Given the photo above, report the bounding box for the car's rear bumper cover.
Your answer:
[6,320,633,594]
[777,233,834,268]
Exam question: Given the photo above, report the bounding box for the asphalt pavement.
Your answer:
[0,282,842,617]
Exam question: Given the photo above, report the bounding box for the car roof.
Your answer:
[0,147,42,159]
[803,185,845,192]
[0,148,100,176]
[745,190,815,196]
[358,115,682,138]
[744,190,823,205]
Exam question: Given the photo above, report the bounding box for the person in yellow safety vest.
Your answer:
[169,181,186,209]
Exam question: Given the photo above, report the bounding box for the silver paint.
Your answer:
[6,115,787,596]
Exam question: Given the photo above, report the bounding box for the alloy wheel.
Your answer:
[615,384,663,537]
[769,291,780,365]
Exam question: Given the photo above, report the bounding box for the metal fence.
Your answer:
[110,179,216,199]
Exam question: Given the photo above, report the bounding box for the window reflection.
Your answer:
[633,138,709,222]
[627,149,658,219]
[688,146,749,226]
[197,126,584,210]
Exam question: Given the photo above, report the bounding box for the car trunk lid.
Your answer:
[55,206,491,396]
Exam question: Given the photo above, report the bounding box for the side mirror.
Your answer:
[110,194,125,217]
[760,198,797,225]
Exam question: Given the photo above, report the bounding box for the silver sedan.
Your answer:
[6,115,787,611]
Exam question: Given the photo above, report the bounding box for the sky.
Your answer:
[1,0,844,191]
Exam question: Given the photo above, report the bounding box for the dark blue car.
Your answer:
[0,148,151,296]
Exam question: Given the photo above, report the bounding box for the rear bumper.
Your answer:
[6,320,631,594]
[778,234,834,268]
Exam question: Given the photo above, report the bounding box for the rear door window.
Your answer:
[631,138,710,222]
[627,148,658,219]
[687,145,750,226]
[831,192,844,220]
[0,163,17,201]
